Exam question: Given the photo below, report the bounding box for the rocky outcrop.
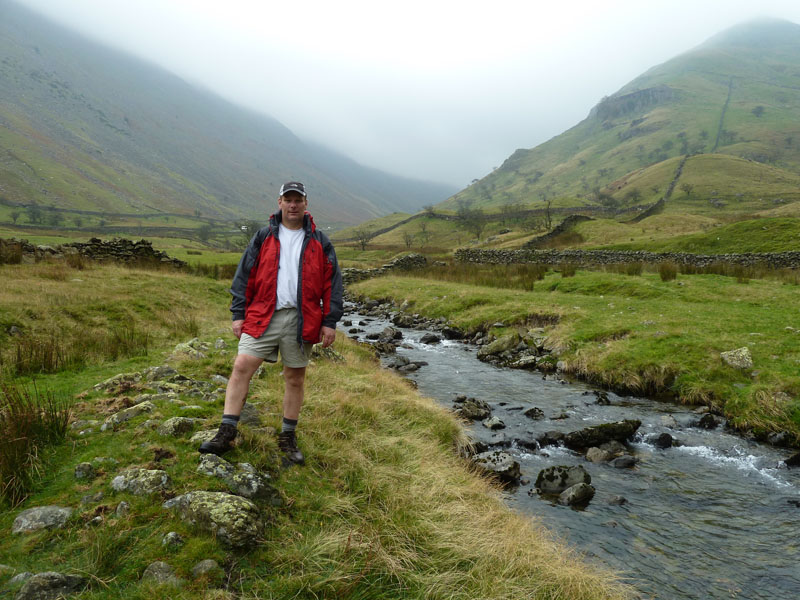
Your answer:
[12,507,72,534]
[163,491,262,548]
[563,420,641,450]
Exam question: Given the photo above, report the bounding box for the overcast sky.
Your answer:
[14,0,800,187]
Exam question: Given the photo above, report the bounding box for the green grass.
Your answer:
[352,271,800,439]
[0,262,630,599]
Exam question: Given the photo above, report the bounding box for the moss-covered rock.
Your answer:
[110,469,171,495]
[162,491,262,548]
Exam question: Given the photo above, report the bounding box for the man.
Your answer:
[199,181,343,465]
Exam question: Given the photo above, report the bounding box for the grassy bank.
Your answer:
[351,270,800,440]
[0,262,630,599]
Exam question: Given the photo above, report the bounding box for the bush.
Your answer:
[625,262,643,276]
[559,263,577,277]
[658,262,678,282]
[65,252,87,270]
[0,383,70,505]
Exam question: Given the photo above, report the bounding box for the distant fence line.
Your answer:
[454,248,800,270]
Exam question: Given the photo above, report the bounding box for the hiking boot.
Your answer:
[198,423,237,456]
[277,430,305,465]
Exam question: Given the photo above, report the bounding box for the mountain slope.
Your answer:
[0,0,455,229]
[443,19,800,217]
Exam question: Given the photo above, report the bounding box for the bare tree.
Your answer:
[402,230,414,249]
[460,207,486,239]
[544,199,553,230]
[418,221,430,245]
[10,210,20,224]
[680,183,694,198]
[354,226,375,251]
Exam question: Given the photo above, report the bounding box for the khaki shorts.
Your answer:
[238,308,313,368]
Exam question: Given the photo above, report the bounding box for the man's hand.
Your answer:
[232,319,245,339]
[320,326,336,348]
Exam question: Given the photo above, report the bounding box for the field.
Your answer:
[0,260,629,599]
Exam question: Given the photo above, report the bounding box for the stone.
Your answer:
[510,355,538,369]
[191,559,223,581]
[608,495,628,505]
[523,406,544,420]
[441,327,463,340]
[163,491,262,548]
[472,451,521,485]
[93,372,142,391]
[14,572,87,600]
[12,506,73,534]
[697,413,721,430]
[116,501,131,517]
[143,365,177,381]
[482,416,505,430]
[141,561,182,586]
[239,402,262,427]
[190,430,219,444]
[379,326,403,341]
[214,338,227,350]
[720,347,753,369]
[660,415,678,428]
[586,447,612,463]
[563,420,641,450]
[536,430,564,447]
[610,455,638,468]
[196,455,278,502]
[111,469,171,495]
[558,483,595,506]
[74,462,95,480]
[650,433,674,449]
[162,532,185,548]
[80,492,104,505]
[535,465,591,494]
[419,333,441,344]
[767,431,794,448]
[171,338,210,359]
[157,417,196,437]
[100,401,155,431]
[454,397,491,421]
[598,441,627,456]
[476,333,520,361]
[784,451,800,468]
[7,572,33,586]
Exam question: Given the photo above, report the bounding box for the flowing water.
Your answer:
[345,306,800,600]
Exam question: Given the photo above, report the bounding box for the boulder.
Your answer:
[100,401,155,431]
[535,465,591,494]
[379,326,402,341]
[720,347,753,369]
[650,433,674,449]
[510,355,538,369]
[476,333,520,361]
[785,451,800,468]
[610,455,638,468]
[12,506,73,534]
[441,327,464,340]
[536,430,565,447]
[472,451,521,484]
[157,417,196,437]
[523,407,544,420]
[598,440,627,456]
[196,455,278,502]
[141,561,182,586]
[419,333,441,345]
[162,532,185,548]
[585,447,612,463]
[767,431,794,448]
[558,483,595,506]
[482,416,505,430]
[697,413,721,430]
[74,462,95,480]
[163,491,262,548]
[454,397,491,421]
[111,469,171,495]
[13,572,87,600]
[563,420,641,450]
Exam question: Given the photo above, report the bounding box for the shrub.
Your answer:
[65,252,87,270]
[560,263,577,277]
[658,262,678,282]
[625,262,644,276]
[187,250,202,255]
[0,241,23,265]
[0,383,70,505]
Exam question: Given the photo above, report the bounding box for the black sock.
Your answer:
[221,414,240,428]
[282,417,298,433]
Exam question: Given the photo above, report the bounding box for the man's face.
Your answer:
[278,192,307,229]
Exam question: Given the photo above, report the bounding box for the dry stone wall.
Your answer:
[0,237,186,267]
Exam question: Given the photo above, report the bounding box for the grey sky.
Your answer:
[14,0,800,187]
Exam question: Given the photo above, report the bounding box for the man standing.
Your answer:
[199,181,343,465]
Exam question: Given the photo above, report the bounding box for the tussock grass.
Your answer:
[413,262,548,291]
[353,272,800,438]
[0,383,70,506]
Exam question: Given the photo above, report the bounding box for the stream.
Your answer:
[343,303,800,600]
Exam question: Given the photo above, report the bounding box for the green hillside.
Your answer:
[443,19,800,221]
[0,0,455,230]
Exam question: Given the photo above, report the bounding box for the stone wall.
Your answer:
[0,237,186,267]
[342,253,427,285]
[454,248,800,270]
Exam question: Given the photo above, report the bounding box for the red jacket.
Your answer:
[230,210,343,344]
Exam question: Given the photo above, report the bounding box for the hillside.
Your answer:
[0,0,455,230]
[443,19,800,221]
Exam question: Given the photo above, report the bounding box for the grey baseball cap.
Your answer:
[279,181,306,197]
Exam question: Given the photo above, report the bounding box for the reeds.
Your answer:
[409,262,548,291]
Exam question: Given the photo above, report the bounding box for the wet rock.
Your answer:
[650,433,674,449]
[482,416,506,430]
[472,451,521,484]
[720,347,753,369]
[441,326,464,340]
[12,506,73,534]
[163,491,262,548]
[558,483,595,506]
[510,354,538,369]
[767,431,794,448]
[594,391,610,405]
[111,469,171,495]
[392,314,416,328]
[14,572,87,600]
[476,333,520,361]
[419,333,441,345]
[100,401,155,431]
[74,462,96,480]
[535,465,591,494]
[697,413,721,430]
[563,420,641,450]
[536,430,565,447]
[598,440,627,456]
[784,451,800,468]
[586,447,612,463]
[379,326,402,341]
[196,455,278,502]
[454,397,491,421]
[660,415,679,428]
[523,407,544,420]
[610,455,638,468]
[141,561,182,586]
[608,495,628,505]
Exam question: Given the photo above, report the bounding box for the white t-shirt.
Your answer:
[276,224,305,309]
